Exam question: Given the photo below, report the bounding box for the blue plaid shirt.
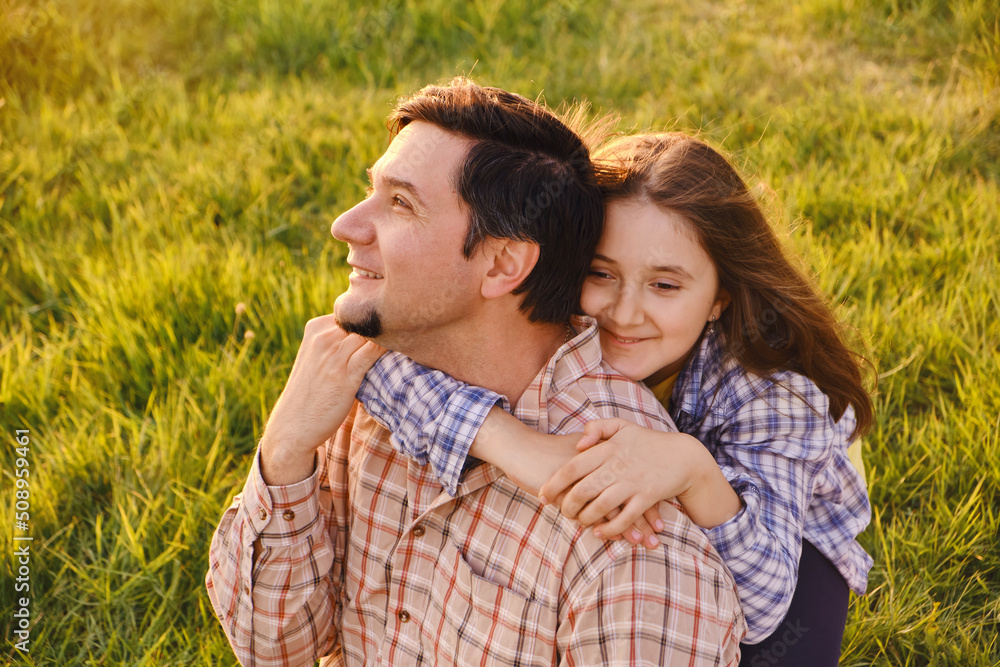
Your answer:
[357,353,506,494]
[668,330,872,641]
[357,328,872,643]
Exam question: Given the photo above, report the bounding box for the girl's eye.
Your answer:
[653,282,679,291]
[588,269,613,280]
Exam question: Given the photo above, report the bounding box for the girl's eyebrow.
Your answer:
[651,264,694,280]
[595,254,694,280]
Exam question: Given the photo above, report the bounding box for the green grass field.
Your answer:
[1,0,998,664]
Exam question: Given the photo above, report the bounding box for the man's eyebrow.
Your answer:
[366,167,428,209]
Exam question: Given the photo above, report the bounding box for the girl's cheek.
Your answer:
[580,285,610,319]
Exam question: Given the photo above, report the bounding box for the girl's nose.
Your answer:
[607,286,644,328]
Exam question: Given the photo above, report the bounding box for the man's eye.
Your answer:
[392,195,410,209]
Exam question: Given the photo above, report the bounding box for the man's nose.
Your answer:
[331,199,376,245]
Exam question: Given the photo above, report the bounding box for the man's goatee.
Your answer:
[336,309,383,339]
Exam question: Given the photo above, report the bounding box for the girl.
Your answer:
[357,132,873,664]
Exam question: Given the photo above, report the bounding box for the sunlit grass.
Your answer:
[1,0,998,664]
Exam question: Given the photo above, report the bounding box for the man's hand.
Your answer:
[259,315,386,486]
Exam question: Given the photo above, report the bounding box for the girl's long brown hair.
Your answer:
[596,133,873,438]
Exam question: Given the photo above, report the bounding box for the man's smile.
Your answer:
[349,264,384,280]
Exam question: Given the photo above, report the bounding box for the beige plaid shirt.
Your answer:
[207,317,746,665]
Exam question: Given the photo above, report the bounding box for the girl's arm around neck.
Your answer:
[469,407,582,497]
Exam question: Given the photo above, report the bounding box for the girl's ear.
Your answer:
[711,287,732,321]
[480,239,541,300]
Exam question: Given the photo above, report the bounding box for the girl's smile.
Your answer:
[581,199,729,386]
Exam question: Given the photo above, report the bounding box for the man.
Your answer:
[206,77,745,666]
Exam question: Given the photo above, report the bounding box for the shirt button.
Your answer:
[282,509,295,521]
[398,610,410,623]
[412,524,426,537]
[258,509,267,521]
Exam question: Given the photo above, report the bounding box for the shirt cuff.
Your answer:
[429,387,507,496]
[242,447,326,547]
[702,474,761,559]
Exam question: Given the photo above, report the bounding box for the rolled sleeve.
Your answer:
[704,474,762,559]
[425,384,505,495]
[702,376,834,643]
[358,351,505,496]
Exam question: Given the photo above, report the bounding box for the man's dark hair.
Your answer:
[387,76,605,324]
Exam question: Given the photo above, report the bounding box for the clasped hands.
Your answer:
[501,420,711,551]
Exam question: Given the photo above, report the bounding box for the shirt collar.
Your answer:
[526,315,603,398]
[458,316,605,498]
[673,328,720,418]
[508,315,602,437]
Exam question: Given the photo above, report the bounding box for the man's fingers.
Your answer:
[319,332,366,371]
[348,341,388,377]
[324,331,374,363]
[304,313,341,338]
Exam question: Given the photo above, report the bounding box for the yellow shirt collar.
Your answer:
[645,371,681,411]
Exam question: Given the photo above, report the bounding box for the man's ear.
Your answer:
[480,239,540,300]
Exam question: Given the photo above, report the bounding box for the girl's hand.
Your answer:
[469,411,661,546]
[501,428,662,548]
[588,505,666,550]
[497,429,584,498]
[539,418,741,545]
